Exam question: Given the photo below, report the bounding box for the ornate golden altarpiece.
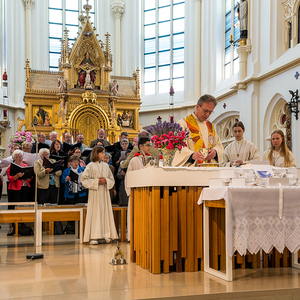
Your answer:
[21,7,141,146]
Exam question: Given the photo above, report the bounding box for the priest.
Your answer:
[172,94,224,167]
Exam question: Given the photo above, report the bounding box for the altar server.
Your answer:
[125,137,151,241]
[261,129,296,167]
[171,94,224,166]
[81,146,118,245]
[221,121,260,167]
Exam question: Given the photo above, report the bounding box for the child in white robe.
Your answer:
[81,146,118,245]
[221,121,260,167]
[125,137,151,241]
[261,129,296,168]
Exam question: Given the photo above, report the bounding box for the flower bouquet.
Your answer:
[8,131,37,150]
[147,120,188,166]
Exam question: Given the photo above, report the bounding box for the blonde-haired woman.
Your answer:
[261,129,297,167]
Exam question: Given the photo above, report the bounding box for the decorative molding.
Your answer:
[282,0,296,22]
[23,0,35,10]
[111,1,125,20]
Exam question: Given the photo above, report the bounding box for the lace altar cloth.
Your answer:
[198,186,300,257]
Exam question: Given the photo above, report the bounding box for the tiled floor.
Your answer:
[1,226,300,300]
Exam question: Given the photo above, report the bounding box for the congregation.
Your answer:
[0,95,297,245]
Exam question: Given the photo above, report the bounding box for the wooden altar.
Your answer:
[21,7,141,145]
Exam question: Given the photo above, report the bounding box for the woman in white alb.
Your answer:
[221,121,260,167]
[261,129,296,168]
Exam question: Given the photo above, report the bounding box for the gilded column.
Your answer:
[23,0,35,62]
[111,0,125,75]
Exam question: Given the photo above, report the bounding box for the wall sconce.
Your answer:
[289,89,300,120]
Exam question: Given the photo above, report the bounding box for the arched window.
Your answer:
[48,0,95,70]
[224,0,239,79]
[143,0,185,95]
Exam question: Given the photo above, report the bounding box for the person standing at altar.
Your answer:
[261,129,297,167]
[125,137,151,241]
[172,94,224,167]
[90,128,111,148]
[220,121,260,167]
[81,146,118,245]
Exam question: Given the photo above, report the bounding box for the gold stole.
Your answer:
[185,113,216,164]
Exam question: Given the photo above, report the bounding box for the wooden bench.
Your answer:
[112,206,128,242]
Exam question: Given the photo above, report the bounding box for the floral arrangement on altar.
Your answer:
[147,119,188,151]
[8,131,36,150]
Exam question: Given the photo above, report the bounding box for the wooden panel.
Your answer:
[211,207,218,270]
[169,195,174,266]
[185,187,195,272]
[219,207,226,271]
[205,200,226,208]
[151,187,161,274]
[163,187,170,273]
[176,187,183,272]
[130,188,136,263]
[180,188,187,258]
[0,213,35,223]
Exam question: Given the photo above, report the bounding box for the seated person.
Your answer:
[261,129,297,167]
[34,148,62,204]
[61,155,87,204]
[221,121,260,167]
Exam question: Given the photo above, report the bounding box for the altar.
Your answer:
[126,167,300,279]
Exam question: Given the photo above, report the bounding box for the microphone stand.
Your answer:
[26,124,44,260]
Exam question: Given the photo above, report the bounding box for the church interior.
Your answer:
[1,0,300,299]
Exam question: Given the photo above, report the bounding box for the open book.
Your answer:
[63,142,82,153]
[9,163,34,180]
[43,157,62,174]
[69,169,79,184]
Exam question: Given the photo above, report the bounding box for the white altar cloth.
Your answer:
[199,186,300,257]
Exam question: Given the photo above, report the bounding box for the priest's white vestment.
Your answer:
[221,139,260,167]
[81,161,118,242]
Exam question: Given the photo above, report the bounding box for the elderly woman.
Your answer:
[70,147,86,168]
[6,149,33,235]
[7,149,32,201]
[34,148,62,204]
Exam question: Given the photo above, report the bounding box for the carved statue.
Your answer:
[58,76,66,93]
[111,79,119,96]
[44,113,51,126]
[237,0,248,39]
[77,52,98,88]
[36,106,46,125]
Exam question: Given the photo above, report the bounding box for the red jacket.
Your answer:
[7,163,32,190]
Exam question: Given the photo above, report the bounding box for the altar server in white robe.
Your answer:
[81,146,118,245]
[172,94,224,167]
[261,129,297,168]
[221,121,260,167]
[125,137,151,241]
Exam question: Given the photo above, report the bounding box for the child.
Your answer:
[125,137,151,241]
[103,152,117,204]
[61,155,87,204]
[81,146,118,245]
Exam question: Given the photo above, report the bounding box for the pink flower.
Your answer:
[20,131,26,135]
[7,144,11,148]
[18,138,23,142]
[15,133,20,137]
[178,145,182,150]
[166,143,174,150]
[13,138,18,143]
[26,137,31,142]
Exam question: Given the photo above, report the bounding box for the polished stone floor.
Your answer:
[1,226,300,300]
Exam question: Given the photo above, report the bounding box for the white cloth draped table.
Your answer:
[198,186,300,257]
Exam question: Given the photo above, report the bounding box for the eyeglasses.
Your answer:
[201,107,214,115]
[142,144,151,147]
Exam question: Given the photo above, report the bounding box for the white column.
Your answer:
[111,0,125,75]
[23,0,35,62]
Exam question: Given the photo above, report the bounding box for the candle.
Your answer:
[230,34,233,42]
